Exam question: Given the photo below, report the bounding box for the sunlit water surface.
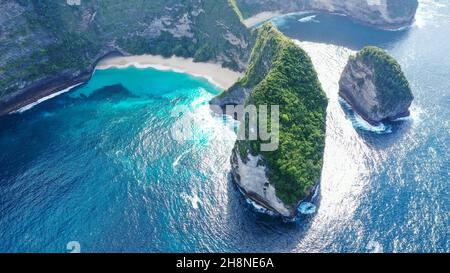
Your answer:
[0,0,448,252]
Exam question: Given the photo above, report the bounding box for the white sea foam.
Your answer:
[298,15,318,23]
[10,83,82,114]
[96,55,241,89]
[97,62,224,89]
[173,148,192,168]
[384,25,412,32]
[182,192,202,209]
[400,105,422,127]
[339,98,392,134]
[238,186,277,216]
[298,202,317,215]
[366,240,384,253]
[352,111,392,134]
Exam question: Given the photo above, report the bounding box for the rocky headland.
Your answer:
[339,46,414,125]
[211,23,327,218]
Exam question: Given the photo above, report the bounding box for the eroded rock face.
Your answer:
[339,46,413,124]
[238,0,419,29]
[0,0,250,115]
[231,149,294,217]
[211,23,327,219]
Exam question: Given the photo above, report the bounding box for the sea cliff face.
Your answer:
[339,46,413,124]
[238,0,419,29]
[0,0,250,115]
[212,23,327,218]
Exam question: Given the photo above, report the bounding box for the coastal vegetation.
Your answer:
[232,23,327,206]
[354,46,413,113]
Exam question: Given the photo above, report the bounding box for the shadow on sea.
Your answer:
[223,172,320,252]
[0,84,143,184]
[274,12,411,51]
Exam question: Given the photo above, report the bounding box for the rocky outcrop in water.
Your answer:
[339,46,413,124]
[238,0,419,29]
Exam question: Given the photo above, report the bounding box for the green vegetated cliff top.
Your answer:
[354,46,413,112]
[235,23,328,206]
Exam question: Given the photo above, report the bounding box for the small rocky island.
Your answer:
[339,46,414,125]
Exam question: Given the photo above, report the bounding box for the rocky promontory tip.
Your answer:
[339,46,414,125]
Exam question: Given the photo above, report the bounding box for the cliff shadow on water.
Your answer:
[222,172,320,252]
[268,11,416,150]
[272,12,411,50]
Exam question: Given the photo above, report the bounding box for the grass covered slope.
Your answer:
[232,23,327,208]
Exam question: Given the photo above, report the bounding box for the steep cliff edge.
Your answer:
[237,0,419,29]
[339,46,413,124]
[212,23,327,218]
[0,0,250,115]
[0,0,419,117]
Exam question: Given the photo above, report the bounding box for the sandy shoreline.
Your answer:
[96,55,242,89]
[2,55,241,115]
[243,11,282,28]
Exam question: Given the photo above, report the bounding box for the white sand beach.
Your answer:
[96,55,242,89]
[243,11,282,28]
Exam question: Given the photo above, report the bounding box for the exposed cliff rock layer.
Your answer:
[237,0,419,29]
[339,46,413,124]
[0,0,419,116]
[212,23,327,218]
[0,0,250,115]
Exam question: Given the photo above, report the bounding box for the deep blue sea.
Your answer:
[0,0,448,252]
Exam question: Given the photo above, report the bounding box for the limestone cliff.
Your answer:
[237,0,419,29]
[339,46,413,124]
